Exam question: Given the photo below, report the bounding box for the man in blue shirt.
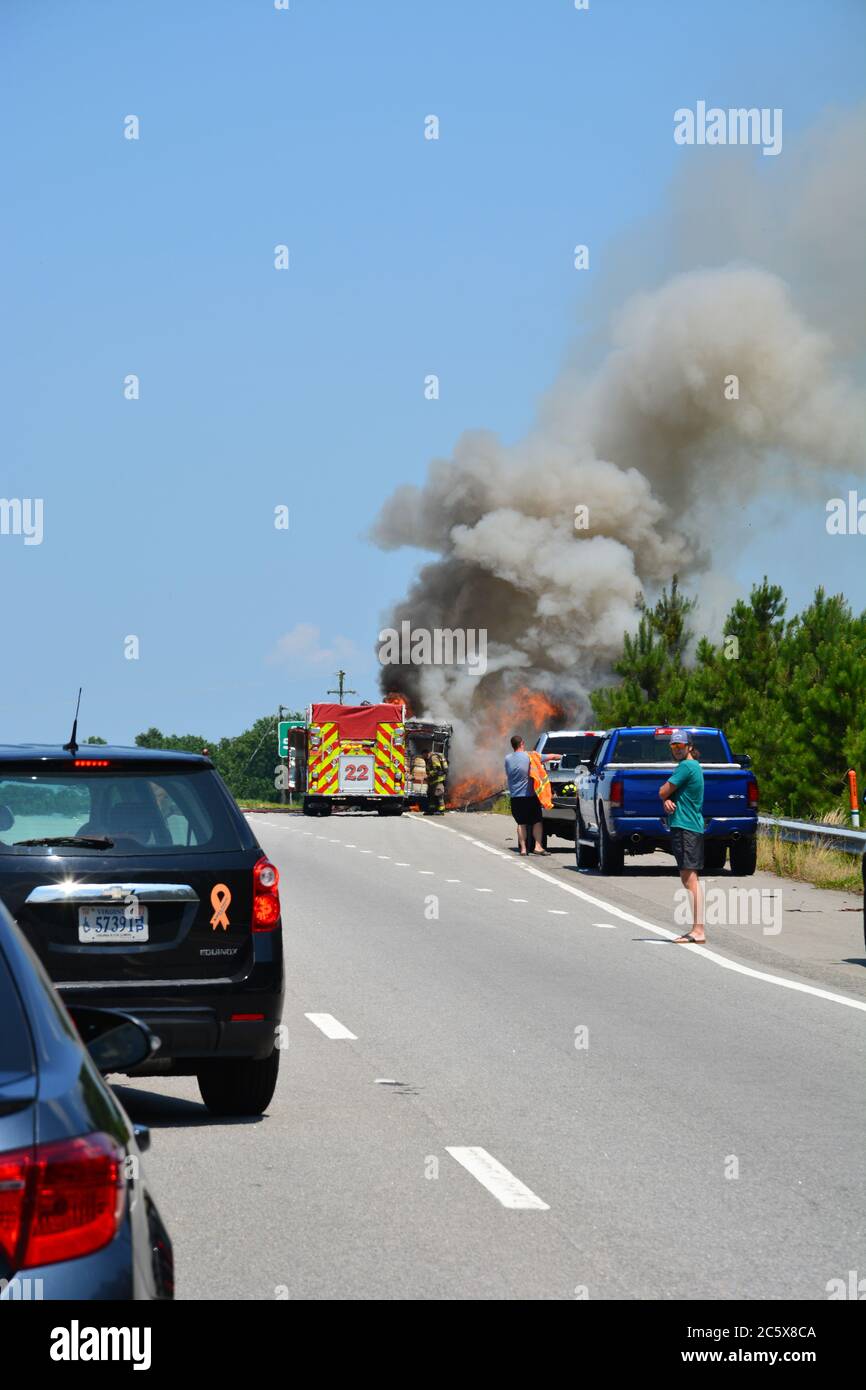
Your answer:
[658,729,706,944]
[504,735,545,856]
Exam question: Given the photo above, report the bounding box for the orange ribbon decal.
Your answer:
[210,883,232,931]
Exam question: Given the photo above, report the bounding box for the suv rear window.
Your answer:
[0,766,244,856]
[541,735,604,757]
[610,733,731,764]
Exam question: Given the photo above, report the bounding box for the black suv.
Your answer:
[0,746,284,1116]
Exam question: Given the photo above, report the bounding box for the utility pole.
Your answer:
[327,670,356,705]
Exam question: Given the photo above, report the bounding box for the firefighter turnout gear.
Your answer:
[425,751,448,814]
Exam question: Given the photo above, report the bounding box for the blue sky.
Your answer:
[2,0,864,744]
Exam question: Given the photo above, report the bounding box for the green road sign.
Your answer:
[278,720,306,758]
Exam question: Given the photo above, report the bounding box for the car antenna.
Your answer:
[63,687,83,755]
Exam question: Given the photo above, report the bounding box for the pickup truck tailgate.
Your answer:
[617,767,751,820]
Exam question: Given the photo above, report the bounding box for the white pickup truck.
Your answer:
[534,730,606,842]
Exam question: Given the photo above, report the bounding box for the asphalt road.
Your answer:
[117,810,866,1301]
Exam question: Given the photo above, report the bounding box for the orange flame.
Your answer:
[446,772,502,808]
[447,686,566,808]
[384,690,413,717]
[492,686,564,740]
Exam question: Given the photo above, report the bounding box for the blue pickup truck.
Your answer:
[574,726,758,875]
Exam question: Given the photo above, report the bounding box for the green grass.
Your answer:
[236,797,302,811]
[757,831,862,893]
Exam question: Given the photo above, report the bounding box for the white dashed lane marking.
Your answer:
[410,816,866,1015]
[446,1147,550,1211]
[304,1013,358,1040]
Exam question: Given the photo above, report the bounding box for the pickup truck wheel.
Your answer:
[197,1048,280,1117]
[598,811,625,875]
[729,837,757,876]
[704,842,727,873]
[575,811,599,870]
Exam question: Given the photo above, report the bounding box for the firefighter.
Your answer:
[425,749,448,815]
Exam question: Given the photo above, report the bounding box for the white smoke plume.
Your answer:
[372,107,866,788]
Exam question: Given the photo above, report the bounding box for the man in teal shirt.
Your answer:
[658,729,706,943]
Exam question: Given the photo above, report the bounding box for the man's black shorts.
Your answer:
[670,827,704,871]
[511,794,542,826]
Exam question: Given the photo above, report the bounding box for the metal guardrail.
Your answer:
[758,815,866,856]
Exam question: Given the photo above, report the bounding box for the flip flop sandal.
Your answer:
[674,933,706,944]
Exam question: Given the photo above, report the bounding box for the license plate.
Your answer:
[338,755,374,793]
[78,906,149,943]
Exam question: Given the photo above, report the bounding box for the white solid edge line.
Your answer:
[410,816,866,1014]
[304,1012,358,1040]
[446,1147,550,1210]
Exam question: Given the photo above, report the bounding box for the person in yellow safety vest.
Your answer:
[528,750,553,811]
[505,735,550,855]
[425,750,448,815]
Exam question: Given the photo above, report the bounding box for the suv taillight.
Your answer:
[610,778,624,808]
[747,779,759,808]
[0,1132,125,1270]
[253,856,281,930]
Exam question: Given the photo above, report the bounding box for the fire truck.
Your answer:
[303,702,406,816]
[300,703,452,816]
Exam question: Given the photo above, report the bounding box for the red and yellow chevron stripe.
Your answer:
[374,722,404,796]
[308,719,406,798]
[311,722,340,795]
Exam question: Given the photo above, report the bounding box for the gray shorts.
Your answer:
[670,827,704,872]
